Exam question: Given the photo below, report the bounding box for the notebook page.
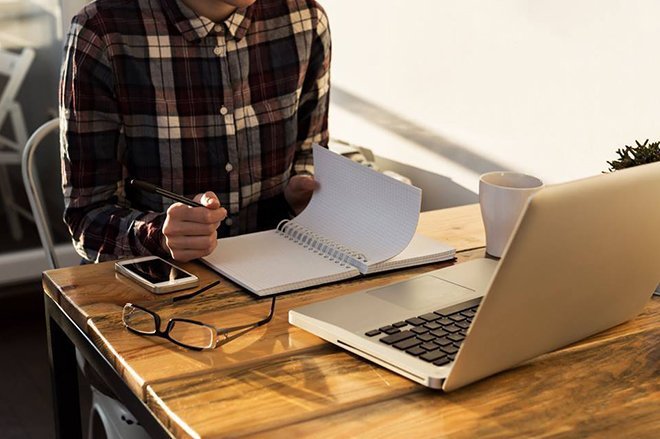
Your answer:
[364,233,456,274]
[293,145,422,272]
[201,230,358,296]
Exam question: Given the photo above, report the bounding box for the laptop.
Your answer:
[289,162,660,391]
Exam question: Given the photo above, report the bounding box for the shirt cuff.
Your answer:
[141,212,170,259]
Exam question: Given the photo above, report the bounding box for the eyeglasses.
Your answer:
[122,281,276,350]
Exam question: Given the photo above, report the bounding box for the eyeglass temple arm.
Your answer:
[172,280,221,302]
[215,297,276,335]
[215,325,258,347]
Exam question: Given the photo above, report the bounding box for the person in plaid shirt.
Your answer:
[60,0,330,263]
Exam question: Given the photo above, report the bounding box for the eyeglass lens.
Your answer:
[169,320,215,349]
[123,304,217,349]
[123,304,157,334]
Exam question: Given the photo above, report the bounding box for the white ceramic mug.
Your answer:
[479,172,544,258]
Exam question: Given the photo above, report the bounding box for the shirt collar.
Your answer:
[225,7,253,40]
[163,0,253,42]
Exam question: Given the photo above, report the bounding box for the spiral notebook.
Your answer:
[202,145,456,296]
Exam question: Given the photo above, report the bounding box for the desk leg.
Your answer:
[43,293,170,438]
[45,296,83,439]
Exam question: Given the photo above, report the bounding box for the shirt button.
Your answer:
[214,24,223,33]
[219,106,228,115]
[225,162,233,172]
[213,46,223,56]
[225,218,233,226]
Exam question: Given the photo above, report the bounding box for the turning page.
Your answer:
[292,145,422,272]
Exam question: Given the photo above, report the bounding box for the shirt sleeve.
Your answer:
[59,14,168,262]
[293,3,332,176]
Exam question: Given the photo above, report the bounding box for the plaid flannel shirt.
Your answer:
[60,0,330,262]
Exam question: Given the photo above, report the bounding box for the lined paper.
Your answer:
[201,231,358,296]
[294,145,422,271]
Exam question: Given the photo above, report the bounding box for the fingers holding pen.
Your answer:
[167,192,227,227]
[163,191,227,262]
[193,191,221,209]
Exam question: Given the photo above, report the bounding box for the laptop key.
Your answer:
[444,324,462,333]
[392,321,408,328]
[406,317,425,326]
[417,333,435,342]
[456,321,471,330]
[420,342,438,351]
[411,326,429,335]
[406,346,426,356]
[447,333,464,342]
[419,312,440,322]
[441,345,459,355]
[393,337,423,350]
[434,337,452,346]
[424,321,442,330]
[437,317,453,326]
[449,314,466,322]
[430,329,448,338]
[383,327,401,335]
[420,349,447,362]
[379,330,416,345]
[433,356,451,366]
[365,329,380,337]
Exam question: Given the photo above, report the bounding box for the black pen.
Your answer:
[130,179,204,207]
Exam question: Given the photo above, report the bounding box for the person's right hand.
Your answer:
[162,192,227,262]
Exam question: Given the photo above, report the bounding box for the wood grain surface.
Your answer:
[41,204,660,438]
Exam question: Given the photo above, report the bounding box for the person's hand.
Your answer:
[284,175,317,215]
[162,192,227,262]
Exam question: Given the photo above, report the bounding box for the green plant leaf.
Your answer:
[607,139,660,171]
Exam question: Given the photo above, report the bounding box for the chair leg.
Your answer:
[0,164,23,241]
[89,386,151,439]
[89,394,110,439]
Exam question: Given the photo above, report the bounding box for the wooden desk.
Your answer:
[42,204,659,438]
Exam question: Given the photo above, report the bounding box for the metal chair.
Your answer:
[21,117,59,268]
[21,118,149,439]
[0,47,35,241]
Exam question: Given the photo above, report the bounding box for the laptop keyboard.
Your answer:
[364,298,481,367]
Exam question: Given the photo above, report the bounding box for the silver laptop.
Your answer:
[289,162,660,391]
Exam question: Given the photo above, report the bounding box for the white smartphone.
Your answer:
[115,256,199,294]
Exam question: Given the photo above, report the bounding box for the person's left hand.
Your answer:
[284,174,317,215]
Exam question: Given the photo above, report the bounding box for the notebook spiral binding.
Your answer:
[276,219,368,269]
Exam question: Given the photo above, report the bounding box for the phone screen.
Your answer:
[122,259,192,284]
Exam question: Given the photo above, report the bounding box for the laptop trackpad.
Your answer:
[367,276,474,312]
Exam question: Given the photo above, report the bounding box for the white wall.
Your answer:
[325,0,660,193]
[59,0,87,35]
